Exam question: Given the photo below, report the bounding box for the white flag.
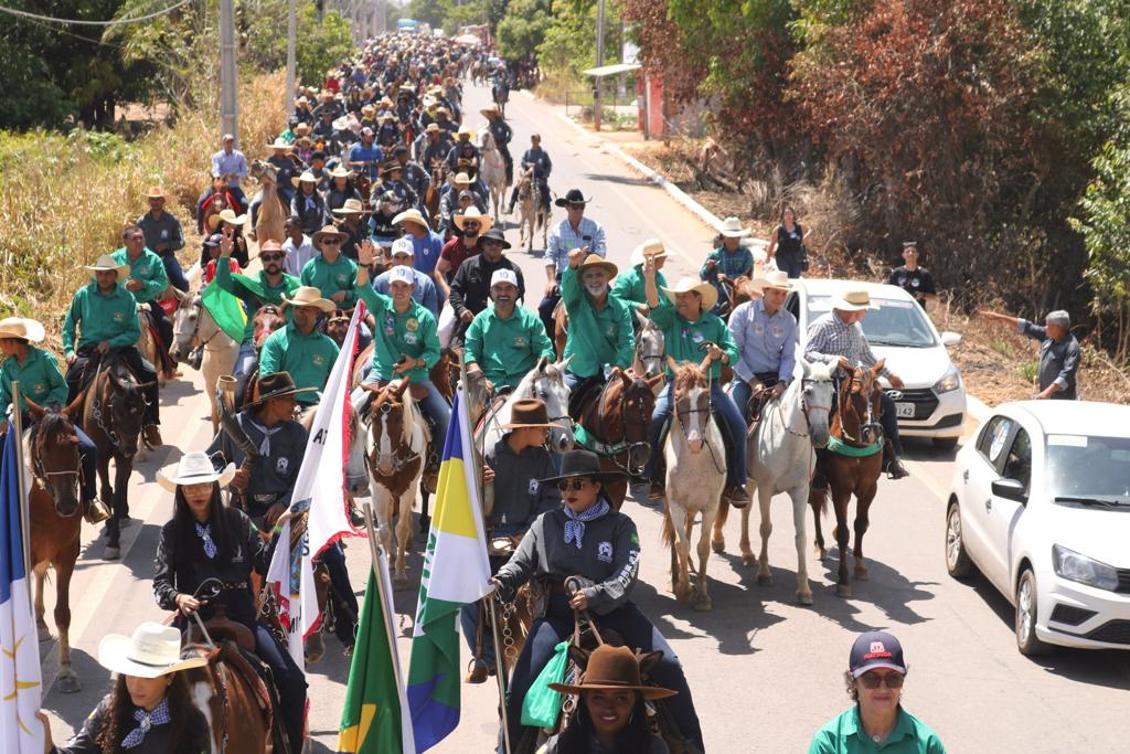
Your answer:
[263,515,316,669]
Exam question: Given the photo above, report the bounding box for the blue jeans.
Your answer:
[253,623,306,753]
[160,252,190,293]
[563,370,585,393]
[646,380,747,489]
[233,341,257,405]
[730,371,780,419]
[75,426,97,502]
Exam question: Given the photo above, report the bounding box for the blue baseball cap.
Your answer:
[849,631,906,678]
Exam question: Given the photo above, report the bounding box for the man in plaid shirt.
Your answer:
[805,290,910,479]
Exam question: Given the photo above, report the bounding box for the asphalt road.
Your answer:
[38,80,1130,754]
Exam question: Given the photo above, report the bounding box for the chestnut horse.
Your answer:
[27,404,85,693]
[809,360,886,597]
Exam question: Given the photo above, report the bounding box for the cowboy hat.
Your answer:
[549,644,676,700]
[480,103,501,117]
[392,208,429,229]
[257,239,285,257]
[539,449,626,484]
[379,112,397,123]
[381,160,402,173]
[331,198,367,216]
[84,254,131,279]
[424,122,441,134]
[146,186,166,200]
[98,622,208,679]
[662,276,719,311]
[452,172,473,185]
[281,286,336,313]
[456,125,475,139]
[312,224,349,245]
[453,207,493,233]
[629,238,668,267]
[361,104,376,115]
[0,317,45,343]
[157,451,236,493]
[328,164,352,179]
[291,170,319,188]
[577,253,618,279]
[831,289,879,312]
[267,138,294,150]
[753,269,794,292]
[293,122,312,134]
[501,399,554,430]
[217,208,247,226]
[247,371,317,407]
[555,188,592,207]
[479,227,512,249]
[718,216,751,238]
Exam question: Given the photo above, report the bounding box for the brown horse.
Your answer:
[249,160,286,244]
[27,404,85,693]
[809,360,886,597]
[424,160,444,230]
[572,367,663,510]
[715,275,761,321]
[252,304,286,349]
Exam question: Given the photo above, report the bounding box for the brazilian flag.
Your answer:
[200,280,247,343]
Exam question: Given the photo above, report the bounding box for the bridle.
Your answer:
[779,377,833,440]
[367,397,422,476]
[672,382,726,474]
[577,378,652,477]
[30,418,83,515]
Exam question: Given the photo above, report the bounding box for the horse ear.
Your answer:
[567,645,592,670]
[556,355,572,372]
[800,358,811,378]
[535,356,547,373]
[636,650,665,677]
[26,403,45,421]
[872,357,886,375]
[395,377,411,397]
[62,392,84,419]
[634,309,649,329]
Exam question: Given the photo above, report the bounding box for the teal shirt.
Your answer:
[649,304,738,381]
[560,266,634,378]
[258,323,339,404]
[301,254,358,308]
[62,282,142,358]
[110,247,170,304]
[809,706,945,754]
[464,305,555,389]
[356,284,439,383]
[0,346,68,417]
[611,265,668,310]
[214,262,301,342]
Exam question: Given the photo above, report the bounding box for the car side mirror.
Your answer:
[992,478,1027,503]
[941,331,962,347]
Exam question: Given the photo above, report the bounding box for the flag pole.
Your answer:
[10,381,32,606]
[488,595,512,754]
[362,500,407,692]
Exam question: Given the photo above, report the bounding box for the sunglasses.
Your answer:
[321,238,342,245]
[556,479,592,492]
[260,253,284,262]
[858,671,905,690]
[463,222,480,229]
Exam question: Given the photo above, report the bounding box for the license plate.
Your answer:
[895,402,916,418]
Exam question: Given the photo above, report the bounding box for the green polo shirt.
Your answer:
[560,266,634,378]
[356,284,439,383]
[809,706,945,754]
[258,323,339,404]
[110,247,170,304]
[464,305,555,389]
[611,265,669,310]
[0,346,68,417]
[214,262,301,343]
[62,282,142,359]
[649,304,737,381]
[301,254,358,308]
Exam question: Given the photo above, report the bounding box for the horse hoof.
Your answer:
[836,584,853,598]
[711,539,725,554]
[104,546,120,561]
[740,554,756,567]
[855,567,870,581]
[797,592,814,606]
[693,599,712,612]
[756,573,773,586]
[56,670,81,694]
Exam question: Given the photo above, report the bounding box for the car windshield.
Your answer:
[1046,434,1130,504]
[808,295,938,347]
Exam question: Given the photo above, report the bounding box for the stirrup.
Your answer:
[84,500,111,525]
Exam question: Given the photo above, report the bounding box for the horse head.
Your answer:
[103,356,146,458]
[366,379,417,478]
[170,291,202,363]
[617,370,661,476]
[533,357,574,453]
[799,358,835,449]
[253,305,286,350]
[30,406,83,517]
[344,400,370,497]
[633,312,666,381]
[250,160,278,187]
[669,357,711,454]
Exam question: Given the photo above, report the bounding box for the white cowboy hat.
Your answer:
[282,286,336,313]
[98,622,207,679]
[291,170,318,188]
[157,452,236,493]
[84,254,131,279]
[662,276,719,311]
[331,198,367,216]
[831,289,880,312]
[753,269,794,292]
[452,207,493,233]
[328,164,352,179]
[629,238,669,267]
[392,208,430,229]
[217,208,247,226]
[718,216,751,239]
[267,138,294,150]
[0,317,45,343]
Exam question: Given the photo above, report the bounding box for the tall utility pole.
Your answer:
[377,0,386,34]
[285,0,297,112]
[220,0,239,142]
[593,0,606,131]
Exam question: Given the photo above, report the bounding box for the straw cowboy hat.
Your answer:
[217,208,247,226]
[331,198,368,216]
[157,451,236,493]
[501,399,554,430]
[480,103,501,118]
[0,317,45,343]
[146,186,166,200]
[247,371,317,407]
[452,172,473,185]
[629,238,669,267]
[540,449,626,484]
[84,254,131,279]
[753,269,794,292]
[291,170,319,188]
[549,644,676,700]
[267,138,294,150]
[282,286,336,313]
[456,125,475,140]
[293,122,312,135]
[312,224,348,246]
[98,622,207,679]
[424,122,442,134]
[831,289,880,312]
[578,253,618,279]
[718,216,751,238]
[392,208,429,230]
[662,276,719,311]
[328,164,352,179]
[453,207,493,233]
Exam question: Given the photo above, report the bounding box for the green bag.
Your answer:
[521,640,570,727]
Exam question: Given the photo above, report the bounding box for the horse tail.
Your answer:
[809,485,828,518]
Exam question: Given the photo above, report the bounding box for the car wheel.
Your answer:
[1016,568,1052,656]
[944,501,973,580]
[933,436,959,450]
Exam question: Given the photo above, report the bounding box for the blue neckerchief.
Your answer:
[122,697,170,749]
[195,522,217,560]
[562,498,609,549]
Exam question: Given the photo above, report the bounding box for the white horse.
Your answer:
[170,290,240,433]
[478,129,508,223]
[662,356,726,611]
[716,358,834,605]
[632,311,666,392]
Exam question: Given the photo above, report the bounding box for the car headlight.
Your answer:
[1052,544,1120,591]
[933,366,962,394]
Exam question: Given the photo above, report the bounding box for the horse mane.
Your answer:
[673,362,708,392]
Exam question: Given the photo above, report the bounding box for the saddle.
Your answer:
[567,376,602,420]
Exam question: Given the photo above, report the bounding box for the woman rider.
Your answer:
[492,450,704,753]
[36,622,211,753]
[151,452,305,753]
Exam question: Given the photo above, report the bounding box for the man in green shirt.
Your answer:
[62,254,162,446]
[353,240,448,452]
[301,225,358,309]
[111,223,175,378]
[258,287,339,407]
[611,238,670,317]
[559,249,634,394]
[644,264,749,507]
[464,268,555,392]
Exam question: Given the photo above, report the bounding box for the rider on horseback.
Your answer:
[464,269,555,393]
[558,250,634,394]
[611,239,670,317]
[481,102,514,184]
[491,450,704,753]
[301,225,359,309]
[728,270,797,421]
[373,238,440,317]
[393,144,431,212]
[377,160,419,214]
[700,217,755,316]
[114,224,176,382]
[62,254,162,448]
[445,127,481,175]
[540,189,606,339]
[258,287,339,407]
[507,133,552,216]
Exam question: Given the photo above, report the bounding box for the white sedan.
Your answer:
[945,401,1130,654]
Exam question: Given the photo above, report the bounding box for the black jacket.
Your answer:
[53,695,210,754]
[449,253,526,321]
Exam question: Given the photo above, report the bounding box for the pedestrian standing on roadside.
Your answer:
[978,309,1080,399]
[887,242,936,309]
[765,206,806,279]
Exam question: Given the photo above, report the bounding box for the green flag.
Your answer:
[338,567,415,753]
[200,281,247,343]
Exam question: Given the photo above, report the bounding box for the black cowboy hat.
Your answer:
[554,188,592,207]
[479,227,511,249]
[539,449,626,484]
[249,371,317,406]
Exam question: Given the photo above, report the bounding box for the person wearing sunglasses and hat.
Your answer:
[302,224,359,309]
[611,238,671,316]
[265,138,299,205]
[464,268,555,393]
[151,453,306,753]
[492,449,704,753]
[331,199,371,263]
[393,207,445,276]
[437,207,490,290]
[700,216,755,315]
[540,644,677,754]
[290,170,327,235]
[643,266,750,508]
[420,122,454,173]
[558,249,634,394]
[259,287,340,407]
[203,209,251,270]
[137,186,188,293]
[449,227,526,345]
[809,631,945,754]
[211,133,249,208]
[394,143,431,209]
[440,171,489,232]
[37,622,211,754]
[542,188,607,339]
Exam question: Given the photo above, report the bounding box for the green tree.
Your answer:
[295,4,353,85]
[497,0,552,62]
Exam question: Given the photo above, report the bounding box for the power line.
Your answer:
[0,0,195,27]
